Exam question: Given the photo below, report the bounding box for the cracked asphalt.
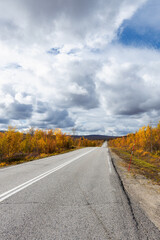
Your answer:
[0,145,159,239]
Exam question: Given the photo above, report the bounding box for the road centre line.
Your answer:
[0,148,96,203]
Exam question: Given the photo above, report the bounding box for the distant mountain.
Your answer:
[71,135,118,140]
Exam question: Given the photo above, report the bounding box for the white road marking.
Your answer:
[0,148,96,203]
[106,146,112,173]
[104,141,112,173]
[107,155,112,173]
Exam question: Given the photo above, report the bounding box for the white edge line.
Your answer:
[107,149,112,173]
[0,148,96,203]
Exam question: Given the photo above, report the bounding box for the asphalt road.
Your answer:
[0,144,159,240]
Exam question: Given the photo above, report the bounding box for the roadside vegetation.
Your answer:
[0,126,102,167]
[109,122,160,184]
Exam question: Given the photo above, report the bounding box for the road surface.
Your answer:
[0,144,159,239]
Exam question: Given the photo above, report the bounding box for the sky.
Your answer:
[0,0,160,136]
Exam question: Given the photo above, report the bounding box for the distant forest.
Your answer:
[0,127,103,167]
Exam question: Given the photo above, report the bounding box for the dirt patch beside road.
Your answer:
[110,149,160,231]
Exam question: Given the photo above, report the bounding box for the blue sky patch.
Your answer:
[117,23,160,49]
[116,0,160,50]
[47,48,60,55]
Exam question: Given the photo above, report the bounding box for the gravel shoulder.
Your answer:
[110,149,160,231]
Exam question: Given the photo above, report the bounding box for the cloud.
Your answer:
[69,92,99,109]
[36,101,48,114]
[97,46,160,119]
[0,118,9,124]
[0,19,21,43]
[6,101,33,120]
[67,73,99,109]
[5,63,22,69]
[0,0,159,135]
[0,0,146,47]
[32,108,74,129]
[44,109,74,127]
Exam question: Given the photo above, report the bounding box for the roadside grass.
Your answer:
[0,147,80,168]
[110,147,160,185]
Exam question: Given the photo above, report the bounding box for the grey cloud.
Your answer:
[32,108,74,129]
[55,59,100,110]
[36,101,48,114]
[7,101,33,120]
[45,110,68,123]
[2,84,15,96]
[0,0,141,46]
[0,19,21,42]
[0,103,5,109]
[22,0,102,22]
[118,106,146,116]
[0,0,101,41]
[99,64,154,116]
[0,118,9,124]
[68,75,99,109]
[68,61,100,109]
[69,92,99,109]
[58,117,74,128]
[43,109,74,128]
[74,75,99,108]
[30,122,48,129]
[36,102,75,128]
[76,126,105,134]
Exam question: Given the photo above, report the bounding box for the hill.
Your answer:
[71,135,117,140]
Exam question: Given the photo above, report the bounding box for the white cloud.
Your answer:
[0,0,159,135]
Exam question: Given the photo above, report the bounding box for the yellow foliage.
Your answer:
[54,128,62,135]
[0,126,102,166]
[109,120,160,155]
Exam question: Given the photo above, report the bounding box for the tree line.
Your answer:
[109,121,160,156]
[0,127,102,166]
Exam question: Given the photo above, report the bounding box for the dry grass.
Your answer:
[0,147,79,168]
[110,147,160,185]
